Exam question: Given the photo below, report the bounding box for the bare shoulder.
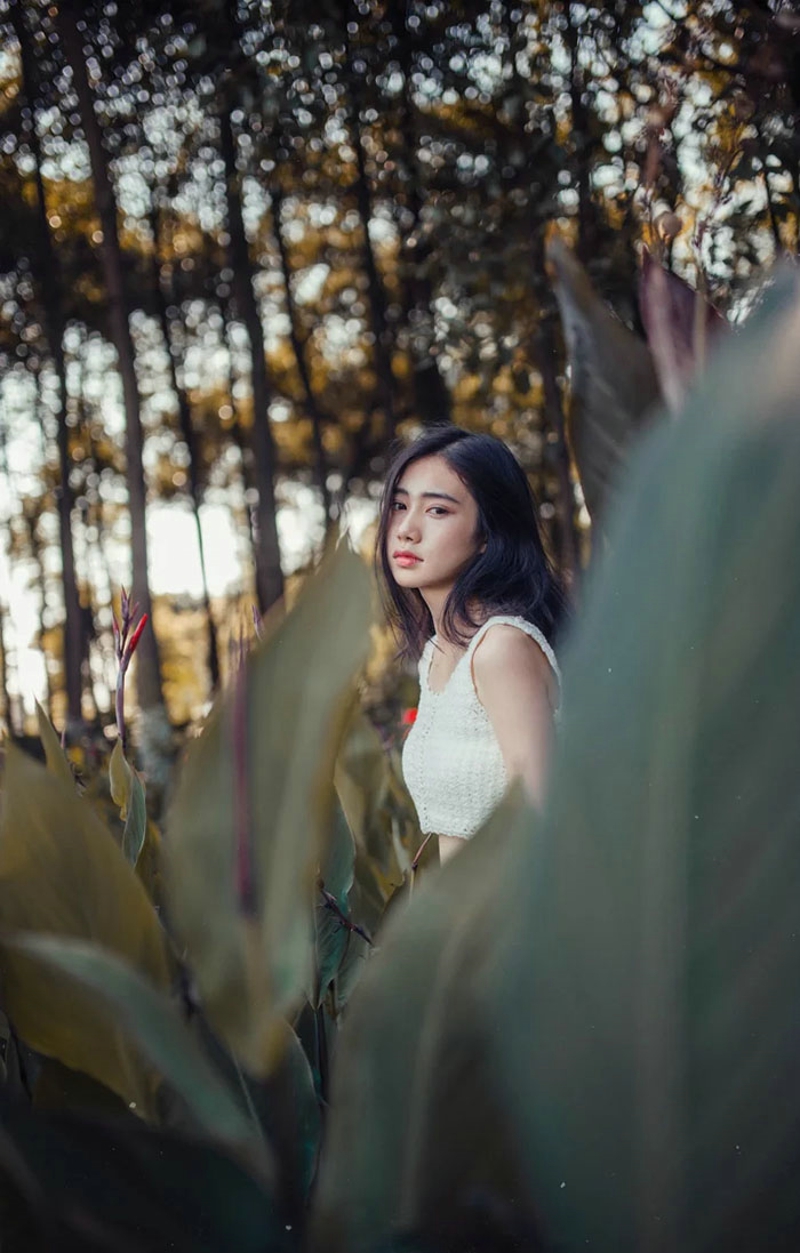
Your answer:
[472,623,551,671]
[472,624,557,706]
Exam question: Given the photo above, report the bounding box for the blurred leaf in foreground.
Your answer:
[4,936,264,1161]
[0,748,169,1119]
[0,1095,289,1253]
[311,793,535,1253]
[314,268,800,1253]
[489,267,800,1252]
[166,545,372,1076]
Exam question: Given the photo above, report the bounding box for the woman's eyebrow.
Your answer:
[393,487,461,504]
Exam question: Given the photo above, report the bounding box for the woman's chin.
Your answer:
[392,566,424,586]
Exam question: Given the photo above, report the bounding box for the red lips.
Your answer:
[393,550,421,562]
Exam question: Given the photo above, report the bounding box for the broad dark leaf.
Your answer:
[0,1097,289,1253]
[6,936,264,1160]
[166,545,371,1076]
[547,234,661,533]
[0,748,169,1119]
[311,803,357,1009]
[639,249,728,414]
[311,792,537,1252]
[486,267,800,1252]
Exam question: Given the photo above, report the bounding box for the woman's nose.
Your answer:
[397,513,420,541]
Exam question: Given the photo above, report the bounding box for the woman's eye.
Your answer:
[429,507,448,516]
[391,501,405,511]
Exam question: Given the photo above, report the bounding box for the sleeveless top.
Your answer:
[401,615,561,840]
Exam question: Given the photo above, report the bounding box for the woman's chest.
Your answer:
[401,681,507,824]
[405,676,499,765]
[425,646,467,695]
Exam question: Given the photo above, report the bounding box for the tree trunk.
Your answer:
[219,105,284,614]
[57,0,164,714]
[222,296,259,577]
[387,5,451,427]
[12,0,84,727]
[271,187,333,525]
[564,0,594,263]
[23,506,55,718]
[535,313,579,587]
[0,420,22,736]
[351,117,396,436]
[150,199,220,689]
[85,447,120,715]
[530,228,579,588]
[0,599,11,737]
[342,7,396,437]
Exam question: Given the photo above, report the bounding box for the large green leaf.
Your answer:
[0,747,169,1119]
[0,1096,289,1253]
[547,235,661,533]
[109,740,148,867]
[166,545,372,1076]
[4,936,264,1162]
[315,270,800,1253]
[483,268,800,1252]
[311,792,536,1252]
[336,712,421,877]
[251,1019,322,1220]
[35,701,74,788]
[32,1057,134,1118]
[311,803,357,1009]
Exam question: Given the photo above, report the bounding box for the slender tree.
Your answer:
[386,2,451,426]
[271,186,333,525]
[56,0,164,715]
[341,6,397,438]
[0,599,11,736]
[219,102,284,613]
[150,195,220,688]
[11,0,84,726]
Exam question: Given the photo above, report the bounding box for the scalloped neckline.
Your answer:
[425,637,471,697]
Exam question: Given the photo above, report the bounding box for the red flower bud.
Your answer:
[401,707,418,726]
[125,613,149,661]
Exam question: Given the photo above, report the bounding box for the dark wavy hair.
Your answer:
[376,426,569,661]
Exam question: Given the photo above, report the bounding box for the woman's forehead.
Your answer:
[396,454,466,496]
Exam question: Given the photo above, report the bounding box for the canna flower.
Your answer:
[112,588,150,754]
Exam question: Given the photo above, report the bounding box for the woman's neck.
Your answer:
[424,593,489,649]
[418,587,447,638]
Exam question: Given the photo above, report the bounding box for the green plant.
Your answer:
[0,544,423,1247]
[3,268,800,1253]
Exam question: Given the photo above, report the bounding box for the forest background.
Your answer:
[0,0,798,744]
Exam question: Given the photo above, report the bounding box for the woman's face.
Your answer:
[386,454,484,597]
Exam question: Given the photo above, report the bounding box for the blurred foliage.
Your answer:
[1,269,800,1249]
[313,268,800,1252]
[1,4,800,1245]
[0,543,428,1248]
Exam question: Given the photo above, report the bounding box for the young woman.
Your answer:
[377,426,568,864]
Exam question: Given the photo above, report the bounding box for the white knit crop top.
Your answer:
[401,615,561,841]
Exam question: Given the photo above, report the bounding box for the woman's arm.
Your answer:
[471,625,557,807]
